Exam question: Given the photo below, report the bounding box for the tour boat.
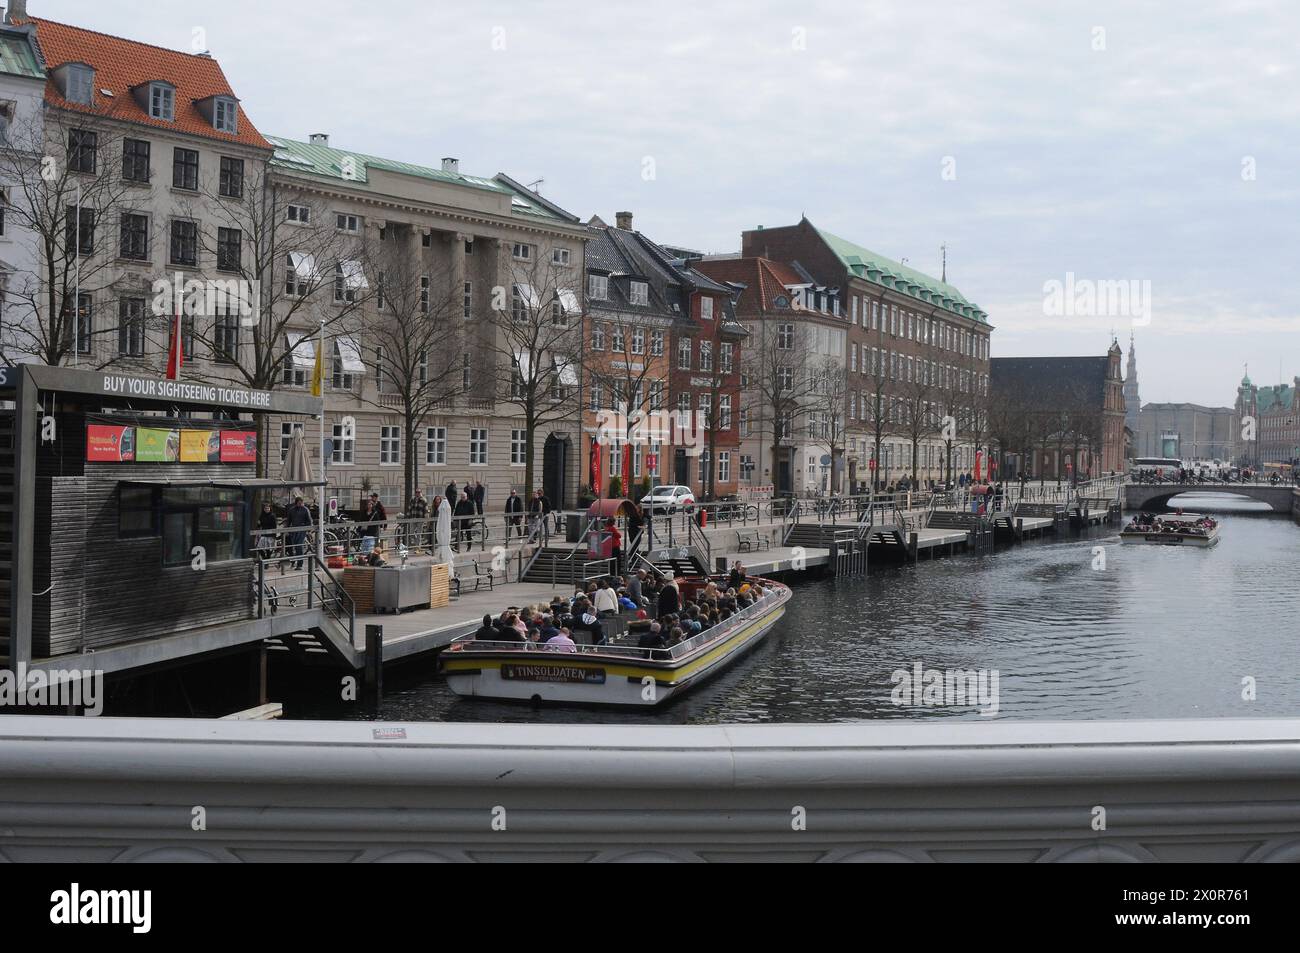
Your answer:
[439,577,790,707]
[1120,513,1219,547]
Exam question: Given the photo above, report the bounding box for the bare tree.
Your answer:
[810,354,849,492]
[181,165,372,473]
[362,247,462,505]
[587,309,668,496]
[484,250,583,495]
[896,368,936,485]
[742,322,822,495]
[0,109,137,366]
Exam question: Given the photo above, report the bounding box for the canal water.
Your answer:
[283,495,1300,723]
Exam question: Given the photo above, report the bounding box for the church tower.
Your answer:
[1123,332,1140,433]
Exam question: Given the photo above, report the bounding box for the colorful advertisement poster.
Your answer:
[180,429,221,463]
[219,431,257,463]
[136,427,180,463]
[86,425,135,462]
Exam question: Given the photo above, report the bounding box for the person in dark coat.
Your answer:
[452,493,476,550]
[285,494,313,570]
[254,501,278,558]
[657,580,680,620]
[472,480,485,515]
[472,614,498,642]
[505,489,524,538]
[445,481,459,509]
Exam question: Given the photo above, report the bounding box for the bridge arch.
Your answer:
[1123,483,1296,514]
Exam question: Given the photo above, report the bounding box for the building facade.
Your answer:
[1134,403,1234,461]
[989,341,1127,479]
[0,17,45,355]
[1233,372,1299,467]
[740,218,992,490]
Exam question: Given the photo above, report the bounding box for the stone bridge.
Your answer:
[1124,482,1298,514]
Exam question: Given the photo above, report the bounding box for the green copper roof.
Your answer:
[1256,384,1293,415]
[0,28,44,79]
[266,136,568,223]
[816,226,987,323]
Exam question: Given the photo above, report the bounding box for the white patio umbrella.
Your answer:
[280,427,313,490]
[436,495,455,577]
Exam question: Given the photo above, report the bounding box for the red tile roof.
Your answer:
[25,17,270,150]
[694,257,807,314]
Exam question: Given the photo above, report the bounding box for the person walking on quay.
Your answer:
[505,488,524,539]
[360,492,387,556]
[254,500,279,559]
[285,494,313,571]
[473,479,485,515]
[407,487,430,552]
[453,491,476,551]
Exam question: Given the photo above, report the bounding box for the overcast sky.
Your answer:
[43,0,1300,406]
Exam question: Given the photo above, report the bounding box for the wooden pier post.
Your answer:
[364,624,383,701]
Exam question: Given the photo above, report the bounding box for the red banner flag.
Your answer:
[622,442,633,496]
[590,436,602,498]
[165,300,184,381]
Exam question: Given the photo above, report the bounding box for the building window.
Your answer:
[119,213,149,260]
[588,274,608,300]
[336,212,360,233]
[216,227,241,272]
[591,323,605,350]
[718,452,731,483]
[511,428,527,465]
[776,323,794,349]
[719,394,732,429]
[698,449,711,485]
[172,147,198,190]
[426,427,447,465]
[629,281,649,306]
[219,157,244,198]
[610,325,625,353]
[65,65,94,105]
[463,281,472,319]
[121,138,150,183]
[118,297,145,356]
[65,206,96,255]
[469,428,488,465]
[778,367,793,392]
[333,343,355,391]
[161,487,244,566]
[213,97,238,133]
[511,284,529,322]
[512,242,532,261]
[169,219,197,266]
[699,340,713,372]
[701,297,714,321]
[740,454,755,481]
[68,129,97,173]
[740,408,751,437]
[678,337,692,370]
[373,345,386,393]
[698,393,712,428]
[279,422,303,462]
[331,423,354,464]
[66,292,93,354]
[149,83,175,121]
[420,275,430,314]
[214,306,240,363]
[720,342,733,374]
[851,343,858,372]
[651,329,665,356]
[649,380,664,411]
[380,426,401,465]
[461,354,471,391]
[552,248,570,266]
[287,204,310,224]
[590,382,602,411]
[630,327,645,355]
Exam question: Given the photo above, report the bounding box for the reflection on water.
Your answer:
[283,495,1300,723]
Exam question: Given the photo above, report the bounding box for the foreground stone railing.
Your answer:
[0,716,1297,862]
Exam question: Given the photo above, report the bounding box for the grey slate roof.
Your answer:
[990,356,1110,409]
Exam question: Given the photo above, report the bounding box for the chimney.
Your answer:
[309,133,329,147]
[615,211,633,230]
[5,0,27,24]
[441,157,459,173]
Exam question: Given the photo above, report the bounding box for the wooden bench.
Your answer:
[736,528,772,552]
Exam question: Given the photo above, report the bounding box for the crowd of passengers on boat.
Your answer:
[467,563,772,654]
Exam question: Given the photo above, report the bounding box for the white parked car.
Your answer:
[640,485,696,514]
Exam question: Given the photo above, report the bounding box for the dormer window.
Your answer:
[65,65,94,105]
[629,281,649,306]
[213,97,238,133]
[149,83,175,121]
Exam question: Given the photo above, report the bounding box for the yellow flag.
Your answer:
[310,337,324,397]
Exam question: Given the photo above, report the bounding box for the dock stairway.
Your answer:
[259,556,361,669]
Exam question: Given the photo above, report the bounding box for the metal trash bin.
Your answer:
[565,513,583,542]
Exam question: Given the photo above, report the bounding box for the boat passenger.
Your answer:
[594,580,619,617]
[657,580,680,618]
[638,622,665,649]
[545,627,577,653]
[472,614,498,642]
